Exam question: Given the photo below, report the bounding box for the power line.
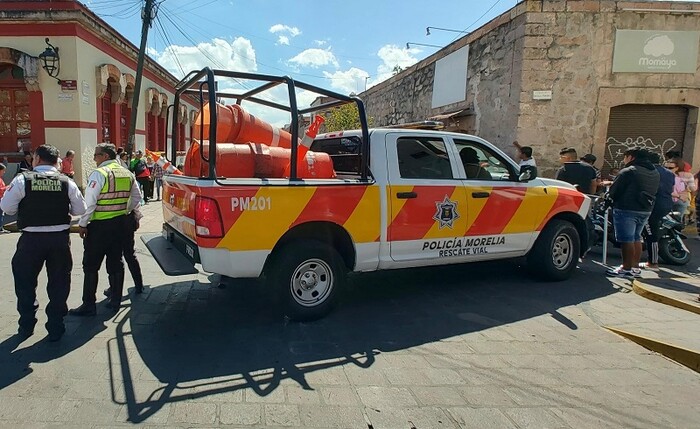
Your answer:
[158,8,282,104]
[450,0,505,43]
[161,5,372,81]
[154,15,187,77]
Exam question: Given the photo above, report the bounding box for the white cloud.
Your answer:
[374,44,420,84]
[323,67,370,94]
[287,48,339,69]
[314,40,327,46]
[269,24,301,37]
[277,35,290,46]
[152,37,257,79]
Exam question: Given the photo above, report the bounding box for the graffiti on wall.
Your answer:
[604,136,679,170]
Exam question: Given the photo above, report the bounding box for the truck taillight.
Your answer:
[195,196,224,238]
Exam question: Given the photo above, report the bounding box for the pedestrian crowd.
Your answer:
[0,143,162,342]
[541,145,697,279]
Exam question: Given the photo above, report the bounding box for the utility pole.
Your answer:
[126,0,157,155]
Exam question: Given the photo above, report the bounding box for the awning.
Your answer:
[428,109,467,121]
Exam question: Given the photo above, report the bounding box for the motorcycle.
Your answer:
[588,195,691,265]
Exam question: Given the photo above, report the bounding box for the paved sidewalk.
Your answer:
[0,203,698,428]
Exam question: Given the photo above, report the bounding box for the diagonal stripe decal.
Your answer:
[502,187,558,234]
[389,185,456,242]
[292,186,366,227]
[218,186,316,251]
[467,187,526,236]
[463,185,492,234]
[344,185,381,243]
[537,188,584,231]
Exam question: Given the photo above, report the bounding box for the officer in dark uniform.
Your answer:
[0,145,86,341]
[69,143,141,316]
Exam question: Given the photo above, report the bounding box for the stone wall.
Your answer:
[361,0,700,177]
[363,7,526,156]
[521,0,700,176]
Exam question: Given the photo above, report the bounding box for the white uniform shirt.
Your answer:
[79,159,143,227]
[519,158,537,168]
[0,165,86,232]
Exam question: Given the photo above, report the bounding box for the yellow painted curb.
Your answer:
[606,326,700,373]
[632,280,700,316]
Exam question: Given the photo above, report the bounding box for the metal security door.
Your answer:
[604,104,688,175]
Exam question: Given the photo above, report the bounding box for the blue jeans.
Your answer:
[613,209,651,243]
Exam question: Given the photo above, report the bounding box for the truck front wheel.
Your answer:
[527,219,580,281]
[269,240,346,321]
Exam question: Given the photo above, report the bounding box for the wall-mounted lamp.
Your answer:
[426,26,468,36]
[38,38,61,84]
[406,42,442,50]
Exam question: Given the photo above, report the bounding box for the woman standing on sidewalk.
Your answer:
[152,160,163,201]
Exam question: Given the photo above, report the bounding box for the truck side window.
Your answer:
[454,139,513,181]
[310,137,362,176]
[397,137,453,179]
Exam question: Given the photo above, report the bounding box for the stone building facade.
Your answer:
[362,0,700,177]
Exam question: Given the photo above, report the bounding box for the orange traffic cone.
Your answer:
[284,115,325,178]
[146,149,183,175]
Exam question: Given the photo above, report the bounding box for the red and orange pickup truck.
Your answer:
[144,68,592,321]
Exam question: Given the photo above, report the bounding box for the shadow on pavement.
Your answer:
[113,259,619,423]
[0,308,113,392]
[637,277,700,295]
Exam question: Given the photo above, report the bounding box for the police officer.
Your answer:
[105,207,144,298]
[69,143,141,316]
[0,145,86,341]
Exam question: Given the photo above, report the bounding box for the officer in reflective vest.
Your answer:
[69,143,142,316]
[0,145,86,341]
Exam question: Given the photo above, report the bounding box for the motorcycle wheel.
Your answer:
[658,236,691,265]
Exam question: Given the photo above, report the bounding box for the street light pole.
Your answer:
[126,0,157,156]
[406,42,442,49]
[426,26,468,36]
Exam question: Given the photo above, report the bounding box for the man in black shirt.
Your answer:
[555,147,598,194]
[605,148,660,279]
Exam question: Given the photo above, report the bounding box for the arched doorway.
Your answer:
[0,64,31,153]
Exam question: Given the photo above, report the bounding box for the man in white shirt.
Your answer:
[0,145,86,341]
[512,140,537,178]
[69,143,142,316]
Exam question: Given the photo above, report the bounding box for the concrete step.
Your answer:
[605,278,700,373]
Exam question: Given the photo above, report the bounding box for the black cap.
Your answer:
[581,154,596,163]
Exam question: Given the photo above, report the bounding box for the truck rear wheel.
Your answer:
[269,240,346,321]
[527,219,580,281]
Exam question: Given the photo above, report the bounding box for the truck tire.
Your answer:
[527,219,580,281]
[269,239,346,321]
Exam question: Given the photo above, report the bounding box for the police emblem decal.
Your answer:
[433,195,460,229]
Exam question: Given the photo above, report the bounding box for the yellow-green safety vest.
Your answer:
[91,162,134,221]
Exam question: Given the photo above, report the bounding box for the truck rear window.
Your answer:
[310,137,363,176]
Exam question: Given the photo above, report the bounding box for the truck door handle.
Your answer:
[397,192,417,199]
[472,192,490,198]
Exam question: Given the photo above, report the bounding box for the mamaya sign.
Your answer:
[612,30,699,73]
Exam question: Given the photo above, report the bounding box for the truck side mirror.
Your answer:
[518,169,532,182]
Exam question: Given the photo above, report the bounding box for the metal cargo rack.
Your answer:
[169,67,371,181]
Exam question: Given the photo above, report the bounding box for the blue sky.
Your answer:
[87,1,517,94]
